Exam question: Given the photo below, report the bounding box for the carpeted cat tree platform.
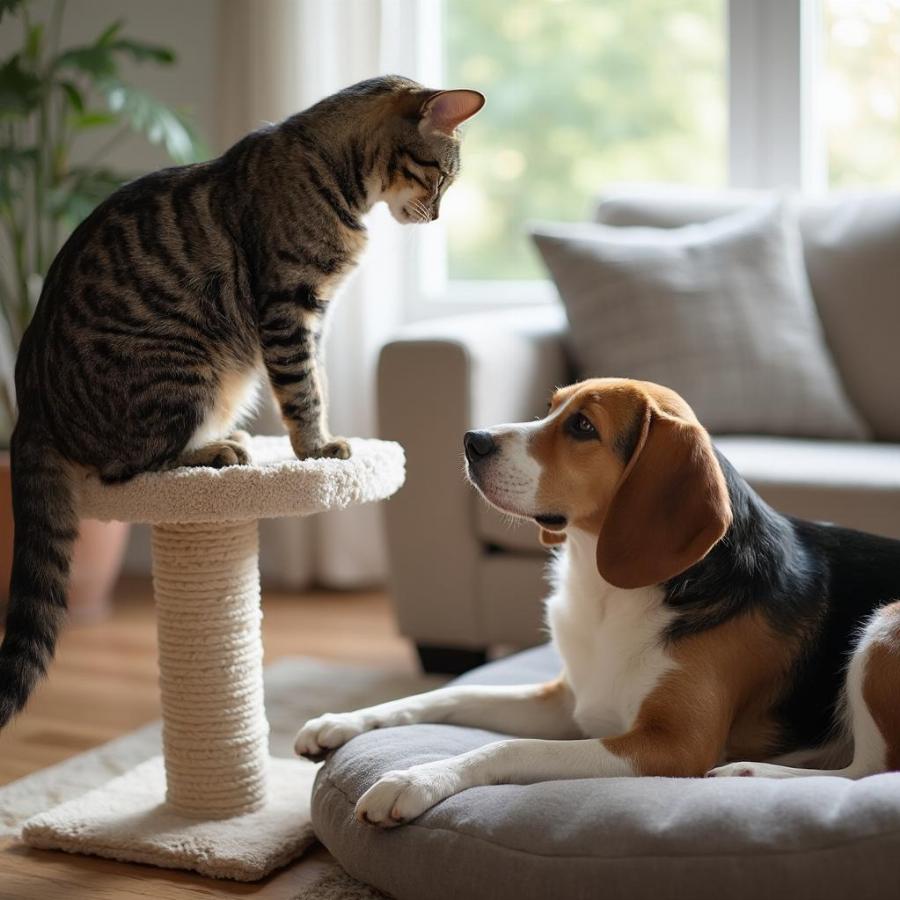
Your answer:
[21,436,405,881]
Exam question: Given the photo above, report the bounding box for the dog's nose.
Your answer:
[464,430,497,463]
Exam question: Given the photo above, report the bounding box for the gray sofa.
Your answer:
[377,189,900,672]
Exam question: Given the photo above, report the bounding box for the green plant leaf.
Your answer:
[25,23,44,62]
[101,80,204,164]
[94,19,174,63]
[0,145,39,170]
[51,141,67,180]
[109,39,175,66]
[58,79,85,113]
[96,20,124,47]
[70,109,118,129]
[0,0,26,24]
[54,28,175,80]
[45,165,128,226]
[0,53,44,117]
[55,44,119,79]
[0,146,37,208]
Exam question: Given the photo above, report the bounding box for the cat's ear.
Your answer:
[419,89,485,136]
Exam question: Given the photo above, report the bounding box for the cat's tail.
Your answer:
[0,419,77,728]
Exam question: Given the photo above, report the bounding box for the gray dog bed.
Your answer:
[311,645,900,900]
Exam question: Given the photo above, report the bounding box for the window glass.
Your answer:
[824,0,900,188]
[444,0,726,280]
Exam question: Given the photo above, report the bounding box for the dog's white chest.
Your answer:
[546,531,677,739]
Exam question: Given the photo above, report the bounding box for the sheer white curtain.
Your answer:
[219,0,434,587]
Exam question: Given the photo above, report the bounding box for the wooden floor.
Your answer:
[0,576,415,898]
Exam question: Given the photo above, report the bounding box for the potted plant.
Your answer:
[0,0,205,617]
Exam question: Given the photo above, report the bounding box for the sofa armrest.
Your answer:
[377,305,569,649]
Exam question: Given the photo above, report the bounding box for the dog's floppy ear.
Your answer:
[596,404,731,589]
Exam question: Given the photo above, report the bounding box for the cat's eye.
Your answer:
[566,412,598,441]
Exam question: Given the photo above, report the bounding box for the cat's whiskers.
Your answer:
[408,198,431,223]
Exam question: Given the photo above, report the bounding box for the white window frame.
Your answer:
[728,0,826,192]
[404,0,827,321]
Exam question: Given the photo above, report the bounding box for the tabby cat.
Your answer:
[0,75,484,727]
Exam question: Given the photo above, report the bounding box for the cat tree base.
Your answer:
[22,756,316,881]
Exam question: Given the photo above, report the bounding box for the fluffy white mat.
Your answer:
[21,756,316,881]
[0,657,442,891]
[76,436,406,523]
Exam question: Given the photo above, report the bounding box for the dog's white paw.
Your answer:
[355,766,460,827]
[706,761,798,779]
[705,762,760,778]
[294,712,367,758]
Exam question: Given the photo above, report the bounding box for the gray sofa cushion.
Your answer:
[312,645,900,900]
[716,436,900,540]
[594,187,900,441]
[531,202,868,440]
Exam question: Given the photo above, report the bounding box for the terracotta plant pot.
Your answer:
[0,452,130,622]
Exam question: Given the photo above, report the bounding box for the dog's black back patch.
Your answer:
[663,450,900,752]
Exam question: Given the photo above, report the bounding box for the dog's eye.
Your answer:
[567,412,598,440]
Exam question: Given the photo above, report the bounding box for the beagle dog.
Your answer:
[295,378,900,827]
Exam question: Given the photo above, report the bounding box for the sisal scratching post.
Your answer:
[21,436,405,881]
[154,519,268,818]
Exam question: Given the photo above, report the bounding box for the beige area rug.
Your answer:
[0,656,444,898]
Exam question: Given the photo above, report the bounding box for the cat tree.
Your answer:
[21,435,405,881]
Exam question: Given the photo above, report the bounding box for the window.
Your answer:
[408,0,898,315]
[823,0,900,187]
[442,0,726,282]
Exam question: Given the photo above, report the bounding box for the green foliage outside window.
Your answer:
[825,0,900,188]
[444,0,725,280]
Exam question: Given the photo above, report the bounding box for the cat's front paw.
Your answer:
[177,438,251,469]
[291,437,352,461]
[314,438,352,460]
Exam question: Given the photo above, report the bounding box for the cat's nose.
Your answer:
[464,430,496,463]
